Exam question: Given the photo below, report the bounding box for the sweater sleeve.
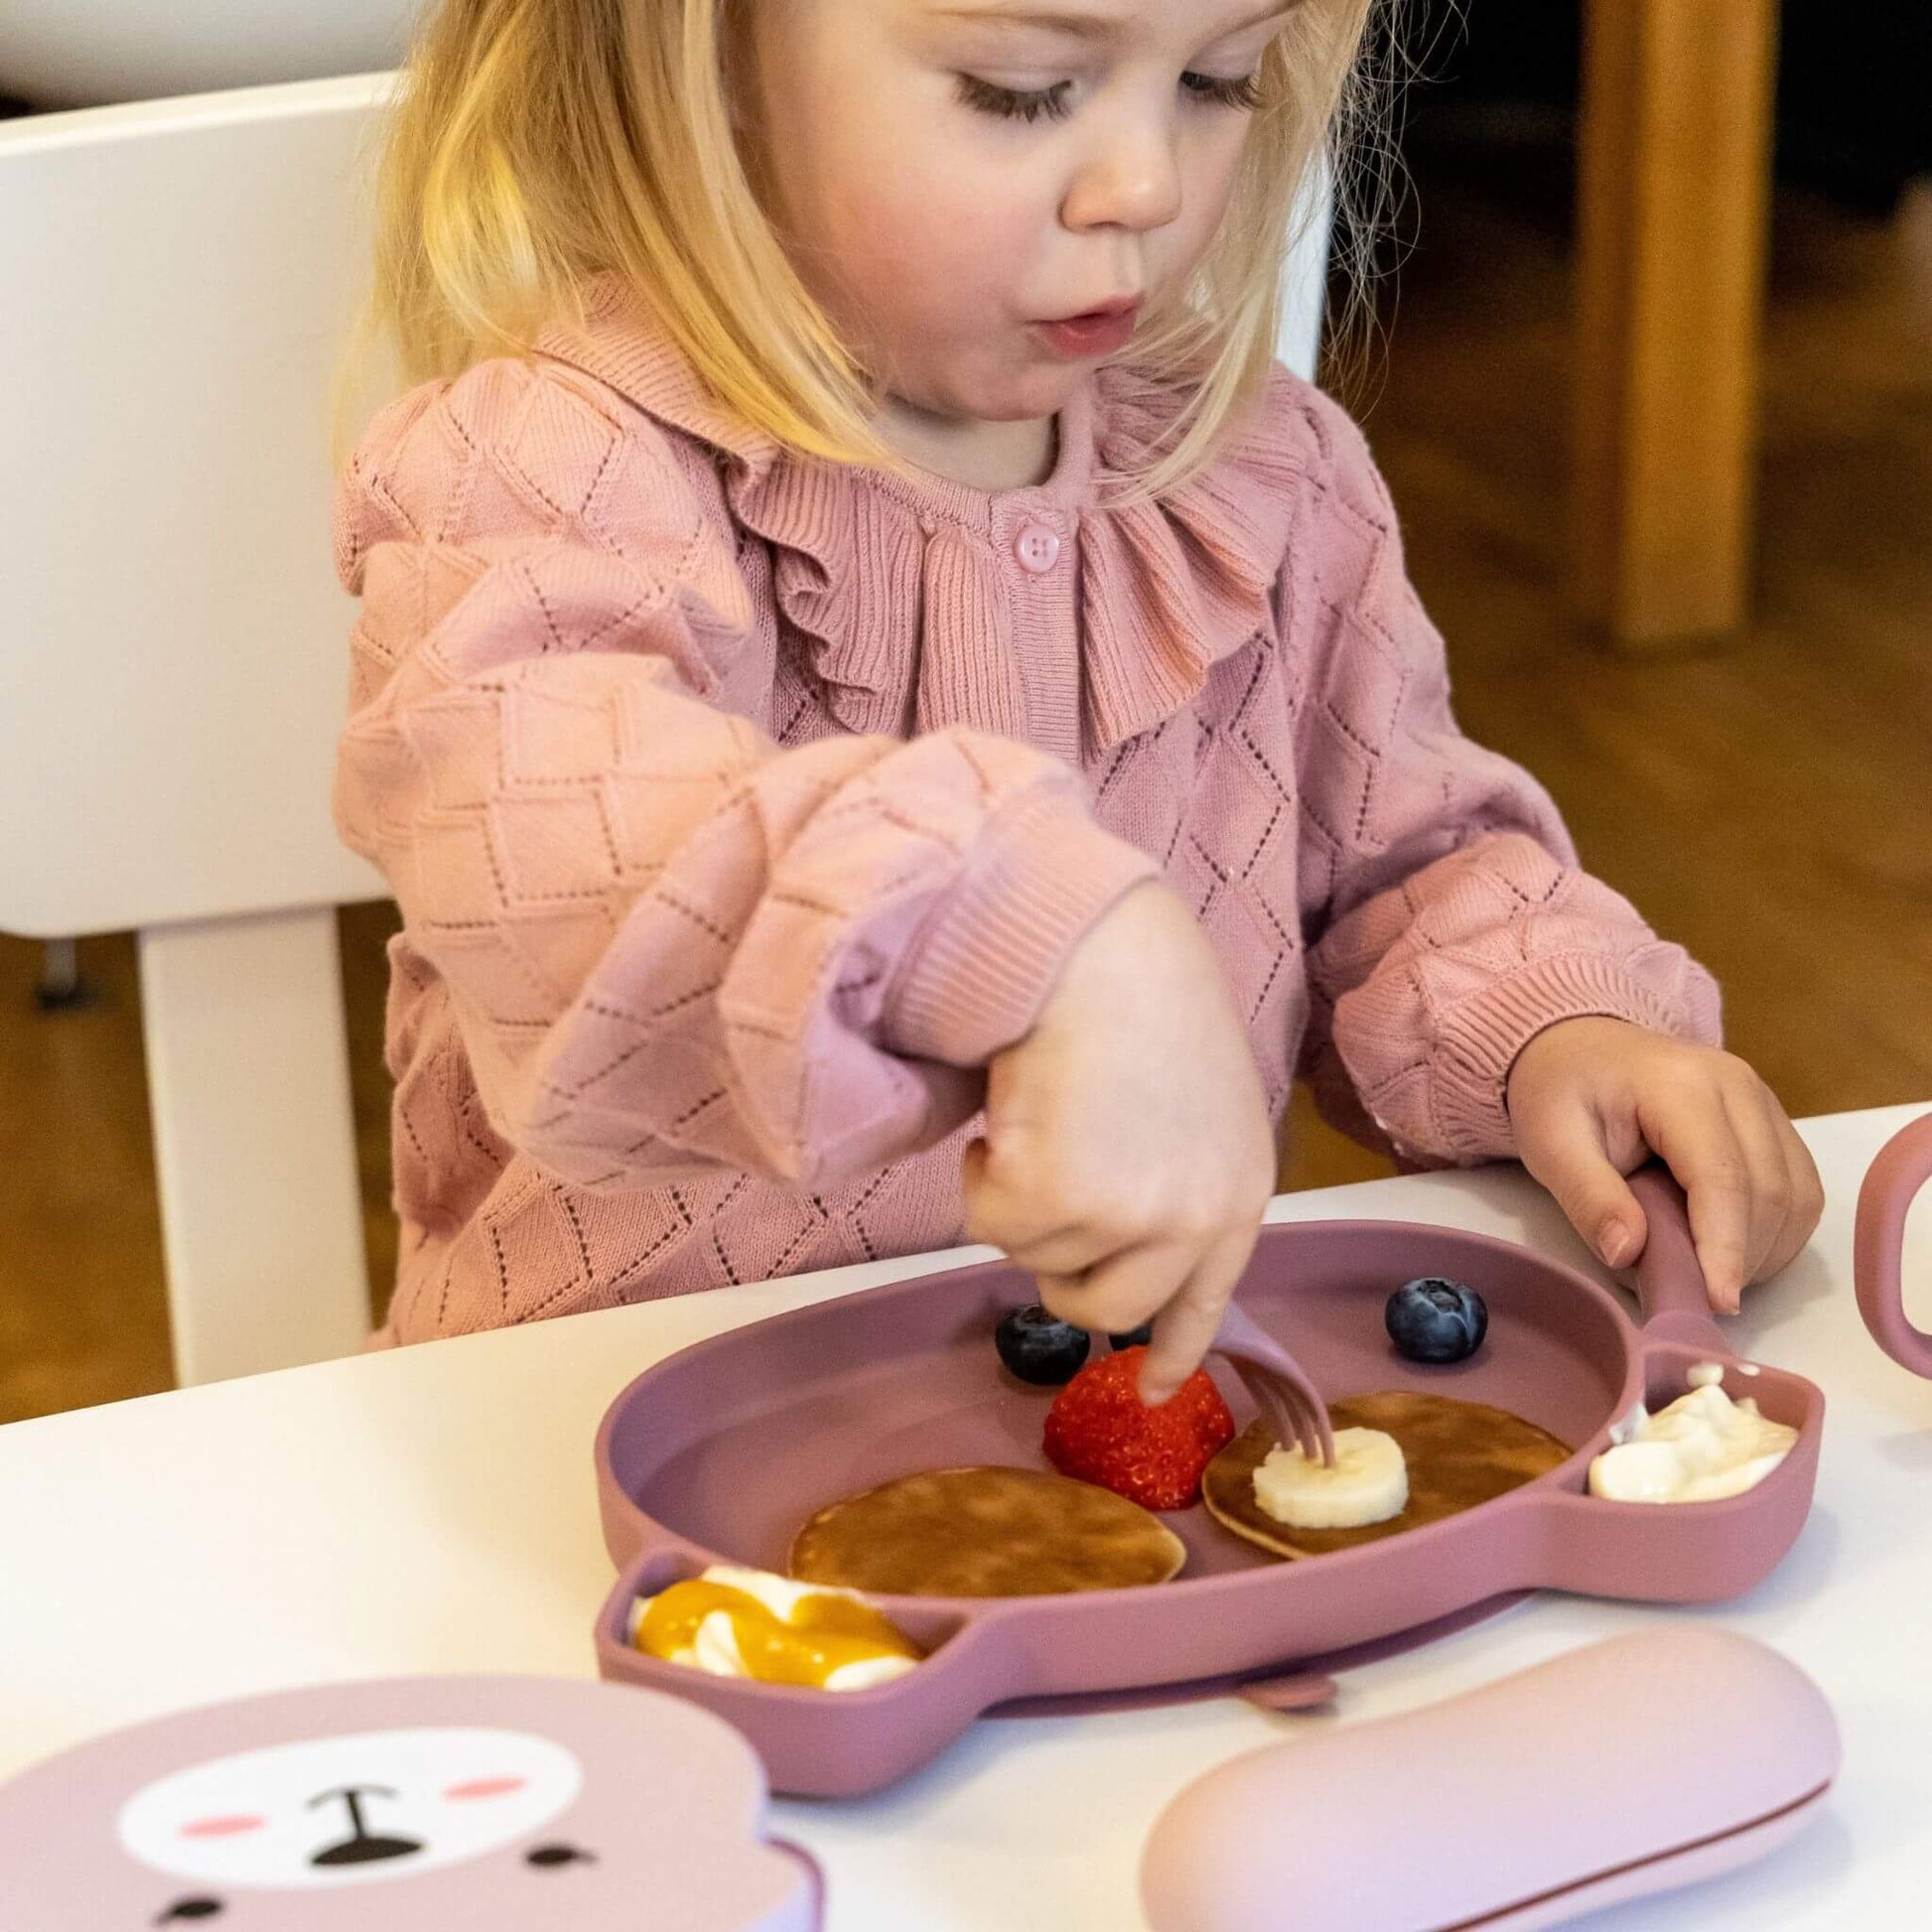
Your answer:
[333,356,1156,1191]
[1287,386,1723,1165]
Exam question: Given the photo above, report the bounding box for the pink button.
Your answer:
[1014,523,1061,574]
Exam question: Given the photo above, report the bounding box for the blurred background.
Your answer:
[3,1,1928,1421]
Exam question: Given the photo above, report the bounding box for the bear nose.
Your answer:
[311,1832,425,1867]
[306,1784,425,1865]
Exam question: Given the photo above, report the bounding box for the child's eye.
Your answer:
[1180,69,1265,111]
[955,73,1076,124]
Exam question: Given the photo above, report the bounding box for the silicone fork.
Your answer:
[1212,1301,1336,1467]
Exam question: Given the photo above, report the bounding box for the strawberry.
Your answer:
[1041,1347,1235,1511]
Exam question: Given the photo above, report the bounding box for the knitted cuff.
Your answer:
[1424,952,1699,1162]
[886,784,1160,1067]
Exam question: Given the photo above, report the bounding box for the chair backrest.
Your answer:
[0,74,395,1386]
[0,72,1331,1390]
[0,73,391,938]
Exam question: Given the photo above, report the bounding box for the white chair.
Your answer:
[0,71,1333,1389]
[0,73,397,1384]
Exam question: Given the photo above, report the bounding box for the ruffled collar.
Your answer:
[533,273,1304,752]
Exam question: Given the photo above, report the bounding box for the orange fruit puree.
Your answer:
[634,1580,920,1689]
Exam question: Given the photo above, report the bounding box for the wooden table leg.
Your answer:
[1572,0,1779,647]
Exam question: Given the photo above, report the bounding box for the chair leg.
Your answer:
[138,908,372,1385]
[34,936,90,1010]
[1572,0,1779,647]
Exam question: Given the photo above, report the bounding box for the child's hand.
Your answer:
[962,883,1277,1405]
[1505,1017,1824,1313]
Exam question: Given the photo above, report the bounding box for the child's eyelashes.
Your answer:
[1180,69,1266,112]
[954,69,1266,125]
[955,73,1076,124]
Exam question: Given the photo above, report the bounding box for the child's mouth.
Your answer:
[1035,300,1142,359]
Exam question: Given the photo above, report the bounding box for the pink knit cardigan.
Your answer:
[333,273,1720,1344]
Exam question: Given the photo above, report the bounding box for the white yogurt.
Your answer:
[1588,1365,1796,1504]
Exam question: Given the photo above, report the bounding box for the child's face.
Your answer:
[746,0,1295,426]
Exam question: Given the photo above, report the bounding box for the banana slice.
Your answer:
[1252,1427,1409,1530]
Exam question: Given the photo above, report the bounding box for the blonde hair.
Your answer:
[339,0,1396,497]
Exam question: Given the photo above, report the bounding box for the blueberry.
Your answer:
[996,1305,1091,1385]
[1107,1322,1154,1351]
[1385,1277,1488,1364]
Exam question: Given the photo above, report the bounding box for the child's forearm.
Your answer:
[1312,831,1721,1167]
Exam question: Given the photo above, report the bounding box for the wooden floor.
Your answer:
[3,159,1927,1424]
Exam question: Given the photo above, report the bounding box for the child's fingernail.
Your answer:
[1597,1217,1634,1267]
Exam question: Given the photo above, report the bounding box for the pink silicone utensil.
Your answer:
[592,1166,1824,1795]
[1624,1163,1734,1355]
[1141,1625,1839,1931]
[1855,1107,1932,1376]
[1212,1299,1336,1465]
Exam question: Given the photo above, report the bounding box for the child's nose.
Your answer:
[1061,122,1183,235]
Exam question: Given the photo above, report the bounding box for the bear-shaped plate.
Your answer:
[592,1169,1823,1795]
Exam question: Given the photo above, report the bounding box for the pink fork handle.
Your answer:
[1212,1302,1336,1466]
[1854,1111,1932,1378]
[1624,1164,1732,1356]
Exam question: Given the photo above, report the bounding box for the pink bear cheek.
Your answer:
[443,1777,528,1802]
[180,1816,267,1840]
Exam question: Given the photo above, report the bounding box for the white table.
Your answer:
[4,1103,1930,1928]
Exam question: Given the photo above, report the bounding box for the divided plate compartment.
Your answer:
[592,1170,1824,1795]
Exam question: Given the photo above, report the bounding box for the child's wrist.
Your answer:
[885,793,1158,1068]
[1505,1015,1643,1118]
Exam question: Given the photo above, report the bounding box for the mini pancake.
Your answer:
[788,1466,1187,1597]
[1203,1391,1573,1560]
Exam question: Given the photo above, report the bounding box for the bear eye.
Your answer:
[525,1843,597,1868]
[155,1899,224,1924]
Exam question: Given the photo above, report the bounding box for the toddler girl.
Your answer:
[334,0,1822,1396]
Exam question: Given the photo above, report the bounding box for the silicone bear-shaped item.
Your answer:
[0,1675,820,1931]
[1140,1628,1838,1932]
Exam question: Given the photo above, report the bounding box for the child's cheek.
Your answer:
[850,119,1029,260]
[831,163,1035,330]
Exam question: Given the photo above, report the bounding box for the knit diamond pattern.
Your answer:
[335,296,1718,1343]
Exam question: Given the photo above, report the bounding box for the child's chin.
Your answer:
[882,348,1095,431]
[959,365,1100,424]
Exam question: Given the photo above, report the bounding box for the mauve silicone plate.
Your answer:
[592,1171,1824,1795]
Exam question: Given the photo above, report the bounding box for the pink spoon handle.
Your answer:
[1625,1164,1731,1356]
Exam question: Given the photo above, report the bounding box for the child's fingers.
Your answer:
[1516,1099,1649,1270]
[1719,1078,1801,1287]
[1140,1225,1259,1406]
[1036,1238,1195,1350]
[960,1140,1112,1274]
[998,1223,1123,1278]
[1763,1112,1826,1278]
[959,1137,995,1238]
[1725,1082,1825,1283]
[1642,1102,1752,1315]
